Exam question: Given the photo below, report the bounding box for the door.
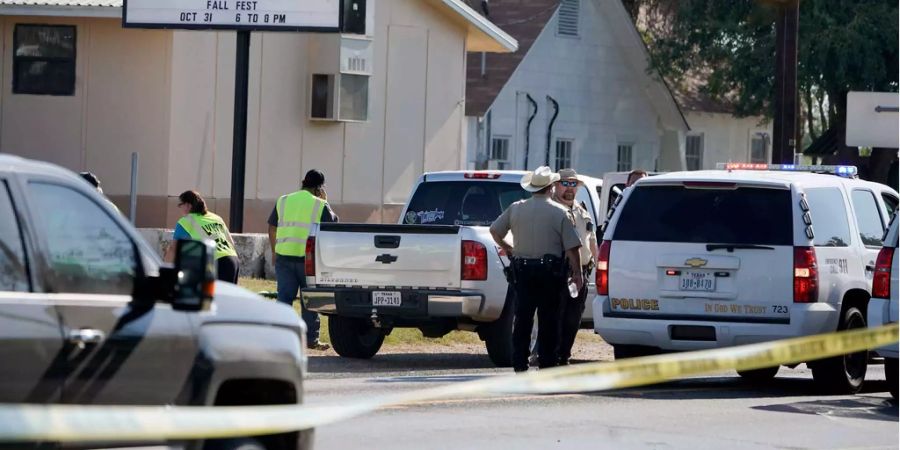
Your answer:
[26,180,198,405]
[0,178,65,402]
[849,189,887,282]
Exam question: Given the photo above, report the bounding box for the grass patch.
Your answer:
[238,278,484,347]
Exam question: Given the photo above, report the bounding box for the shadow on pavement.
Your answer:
[308,352,499,374]
[593,375,895,402]
[752,396,898,422]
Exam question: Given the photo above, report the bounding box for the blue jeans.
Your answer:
[275,256,321,344]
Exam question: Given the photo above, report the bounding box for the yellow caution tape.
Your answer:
[0,323,896,443]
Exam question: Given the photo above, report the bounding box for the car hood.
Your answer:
[202,282,306,333]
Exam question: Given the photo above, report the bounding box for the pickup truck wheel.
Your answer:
[328,315,384,359]
[204,437,265,450]
[484,289,515,367]
[811,306,867,394]
[885,358,898,399]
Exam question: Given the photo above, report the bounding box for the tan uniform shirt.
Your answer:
[568,204,596,266]
[490,195,582,259]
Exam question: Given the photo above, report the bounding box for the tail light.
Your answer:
[305,237,316,277]
[462,240,488,280]
[597,240,611,295]
[793,246,818,303]
[873,247,895,299]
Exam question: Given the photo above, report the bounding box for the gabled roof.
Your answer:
[464,0,687,131]
[464,0,560,116]
[0,0,518,53]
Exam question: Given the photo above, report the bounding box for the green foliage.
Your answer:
[638,0,899,125]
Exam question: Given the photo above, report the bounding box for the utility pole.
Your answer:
[772,0,799,164]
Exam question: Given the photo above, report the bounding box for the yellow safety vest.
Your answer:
[275,190,326,257]
[177,212,238,260]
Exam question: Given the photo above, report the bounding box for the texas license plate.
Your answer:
[680,271,716,291]
[372,291,402,306]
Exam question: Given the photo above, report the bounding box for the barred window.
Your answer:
[617,144,632,171]
[555,139,573,171]
[686,134,704,170]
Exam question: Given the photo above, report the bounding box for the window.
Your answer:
[490,137,510,169]
[339,74,368,121]
[402,181,530,226]
[13,25,76,96]
[806,188,851,247]
[851,189,885,247]
[882,193,898,218]
[27,182,136,295]
[558,0,580,37]
[555,139,573,171]
[613,186,793,245]
[617,144,632,171]
[0,181,29,292]
[751,134,768,163]
[686,134,704,170]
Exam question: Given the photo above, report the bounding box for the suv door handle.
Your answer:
[865,263,876,272]
[67,328,105,348]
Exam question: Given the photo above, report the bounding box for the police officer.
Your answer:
[553,168,598,366]
[490,166,584,372]
[166,190,240,283]
[268,169,338,351]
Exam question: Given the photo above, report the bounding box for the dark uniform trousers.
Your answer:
[512,258,564,371]
[558,265,591,364]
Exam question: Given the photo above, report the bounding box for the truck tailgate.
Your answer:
[314,224,462,289]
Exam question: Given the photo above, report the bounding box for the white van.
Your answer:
[594,164,899,393]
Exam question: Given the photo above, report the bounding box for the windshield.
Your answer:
[612,185,793,245]
[402,181,530,226]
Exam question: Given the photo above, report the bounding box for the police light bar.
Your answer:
[715,163,858,177]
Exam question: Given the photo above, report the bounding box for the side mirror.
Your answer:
[171,239,217,311]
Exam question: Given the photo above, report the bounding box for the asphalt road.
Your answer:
[305,348,898,450]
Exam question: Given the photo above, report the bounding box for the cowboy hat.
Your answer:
[520,166,560,192]
[557,168,585,185]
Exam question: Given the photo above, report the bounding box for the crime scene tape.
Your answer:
[0,323,896,443]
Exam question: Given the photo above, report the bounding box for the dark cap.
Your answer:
[302,169,325,188]
[79,172,100,188]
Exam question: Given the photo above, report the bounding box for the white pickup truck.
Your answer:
[301,170,603,366]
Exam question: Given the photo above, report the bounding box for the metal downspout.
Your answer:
[545,95,559,167]
[524,94,538,170]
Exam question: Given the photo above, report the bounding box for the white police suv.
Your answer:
[594,163,898,393]
[868,213,898,398]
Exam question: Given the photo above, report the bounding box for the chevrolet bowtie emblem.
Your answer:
[685,258,708,268]
[376,254,398,264]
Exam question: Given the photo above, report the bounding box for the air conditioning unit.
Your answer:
[487,160,509,170]
[308,1,373,122]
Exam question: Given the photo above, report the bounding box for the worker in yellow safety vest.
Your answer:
[268,169,338,351]
[165,190,240,283]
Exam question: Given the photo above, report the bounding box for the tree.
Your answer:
[627,0,898,175]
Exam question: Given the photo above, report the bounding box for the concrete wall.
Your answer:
[138,228,275,279]
[0,0,471,231]
[469,0,672,177]
[683,111,772,169]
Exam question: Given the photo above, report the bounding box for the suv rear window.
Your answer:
[402,181,529,226]
[612,185,793,245]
